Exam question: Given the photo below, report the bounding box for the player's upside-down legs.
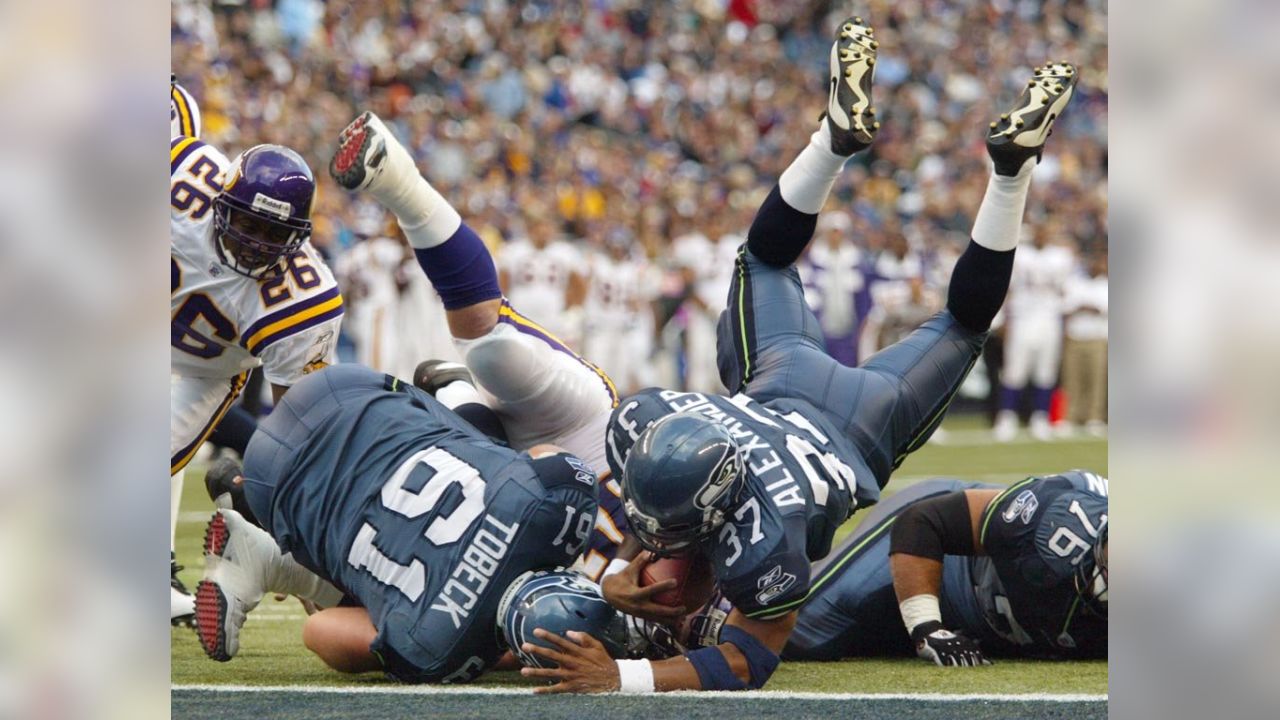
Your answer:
[329,112,619,479]
[716,59,1077,491]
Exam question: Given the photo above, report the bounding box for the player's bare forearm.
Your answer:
[890,553,945,602]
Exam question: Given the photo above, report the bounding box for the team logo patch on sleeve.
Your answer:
[565,456,597,486]
[755,564,797,606]
[1002,489,1040,525]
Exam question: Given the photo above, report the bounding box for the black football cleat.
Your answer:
[986,62,1078,176]
[413,359,475,397]
[204,455,260,526]
[824,15,880,156]
[171,553,194,628]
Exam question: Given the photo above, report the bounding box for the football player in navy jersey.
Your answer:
[193,364,632,684]
[679,471,1106,665]
[516,17,1081,693]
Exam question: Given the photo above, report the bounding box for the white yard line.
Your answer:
[928,429,1106,446]
[171,684,1106,702]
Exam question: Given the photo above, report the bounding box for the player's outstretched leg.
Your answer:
[330,112,617,473]
[853,62,1078,480]
[717,15,879,395]
[947,62,1078,333]
[330,112,502,340]
[195,509,341,661]
[745,15,879,269]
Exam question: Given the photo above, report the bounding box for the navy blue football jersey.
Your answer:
[243,367,598,683]
[606,388,879,620]
[960,470,1108,657]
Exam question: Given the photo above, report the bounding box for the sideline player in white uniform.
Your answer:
[992,225,1075,441]
[170,137,343,623]
[497,214,586,349]
[583,227,656,395]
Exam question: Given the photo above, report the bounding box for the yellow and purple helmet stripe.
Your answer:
[170,79,201,138]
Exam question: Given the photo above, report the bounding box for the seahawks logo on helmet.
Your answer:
[693,439,744,512]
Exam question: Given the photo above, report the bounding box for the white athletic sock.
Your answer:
[971,158,1036,252]
[171,471,184,551]
[375,171,462,249]
[435,379,484,410]
[778,122,848,214]
[272,552,344,608]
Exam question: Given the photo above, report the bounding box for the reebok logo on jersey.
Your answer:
[564,456,596,486]
[1002,489,1039,525]
[755,564,797,606]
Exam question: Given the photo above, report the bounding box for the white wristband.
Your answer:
[899,594,943,635]
[602,557,631,579]
[615,659,655,693]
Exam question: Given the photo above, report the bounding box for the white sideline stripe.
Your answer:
[171,684,1106,702]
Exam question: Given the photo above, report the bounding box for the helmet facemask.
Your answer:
[621,430,745,557]
[213,196,310,279]
[1073,526,1108,617]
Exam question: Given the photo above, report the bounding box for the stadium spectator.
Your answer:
[172,0,1107,392]
[1060,252,1109,435]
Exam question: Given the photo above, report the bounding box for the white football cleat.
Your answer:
[171,585,195,627]
[328,110,420,199]
[1029,412,1053,442]
[194,509,277,661]
[992,411,1018,443]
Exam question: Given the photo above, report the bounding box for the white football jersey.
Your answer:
[585,251,653,324]
[1008,243,1075,325]
[170,136,343,387]
[498,237,582,337]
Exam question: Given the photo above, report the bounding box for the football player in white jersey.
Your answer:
[992,224,1075,441]
[497,212,587,348]
[583,227,657,395]
[170,137,344,624]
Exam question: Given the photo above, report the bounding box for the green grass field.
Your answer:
[171,416,1107,718]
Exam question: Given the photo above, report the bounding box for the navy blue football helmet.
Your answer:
[498,569,628,668]
[1074,523,1108,616]
[621,413,744,556]
[213,144,315,278]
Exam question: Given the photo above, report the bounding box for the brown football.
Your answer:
[639,552,716,611]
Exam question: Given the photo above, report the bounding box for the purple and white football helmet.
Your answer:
[213,144,315,278]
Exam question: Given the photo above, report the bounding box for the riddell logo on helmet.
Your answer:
[252,193,293,219]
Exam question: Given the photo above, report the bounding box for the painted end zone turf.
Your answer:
[172,686,1107,720]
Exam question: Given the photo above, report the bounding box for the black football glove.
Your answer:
[911,621,991,667]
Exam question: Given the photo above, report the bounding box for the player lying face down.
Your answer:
[194,364,640,684]
[515,27,1080,695]
[628,472,1107,669]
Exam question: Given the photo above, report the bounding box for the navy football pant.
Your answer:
[716,247,987,489]
[784,479,985,660]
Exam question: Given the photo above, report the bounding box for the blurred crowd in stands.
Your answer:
[173,0,1108,438]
